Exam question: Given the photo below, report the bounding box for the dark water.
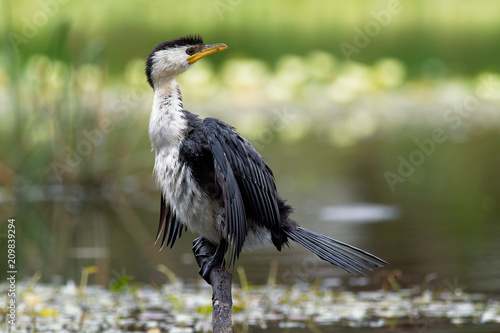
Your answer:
[11,130,500,298]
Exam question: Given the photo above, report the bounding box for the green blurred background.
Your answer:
[1,0,499,294]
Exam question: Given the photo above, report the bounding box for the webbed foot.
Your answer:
[192,236,227,284]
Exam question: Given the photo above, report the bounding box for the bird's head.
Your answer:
[145,35,227,89]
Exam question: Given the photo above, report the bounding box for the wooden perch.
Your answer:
[210,265,233,333]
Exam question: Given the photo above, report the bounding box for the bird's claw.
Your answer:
[192,236,226,285]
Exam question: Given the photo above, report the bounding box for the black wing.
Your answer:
[202,118,281,267]
[155,193,186,250]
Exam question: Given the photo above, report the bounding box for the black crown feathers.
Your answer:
[145,35,205,88]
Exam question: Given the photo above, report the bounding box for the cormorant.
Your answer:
[145,35,386,284]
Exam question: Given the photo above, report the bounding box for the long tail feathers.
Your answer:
[284,226,388,275]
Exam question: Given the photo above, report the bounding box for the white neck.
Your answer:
[148,79,186,151]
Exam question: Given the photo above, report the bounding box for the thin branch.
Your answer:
[210,265,233,333]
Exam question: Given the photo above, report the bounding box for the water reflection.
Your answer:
[318,203,401,223]
[11,131,500,297]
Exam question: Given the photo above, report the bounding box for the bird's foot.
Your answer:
[192,236,226,285]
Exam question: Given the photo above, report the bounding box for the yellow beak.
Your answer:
[187,43,228,64]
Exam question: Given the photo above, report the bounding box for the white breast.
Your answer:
[153,147,222,244]
[149,80,224,244]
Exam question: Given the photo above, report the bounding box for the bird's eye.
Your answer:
[186,48,196,55]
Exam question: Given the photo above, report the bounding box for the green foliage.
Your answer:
[4,0,500,76]
[109,274,133,293]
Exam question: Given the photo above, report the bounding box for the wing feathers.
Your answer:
[203,118,281,268]
[155,195,169,243]
[156,193,185,250]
